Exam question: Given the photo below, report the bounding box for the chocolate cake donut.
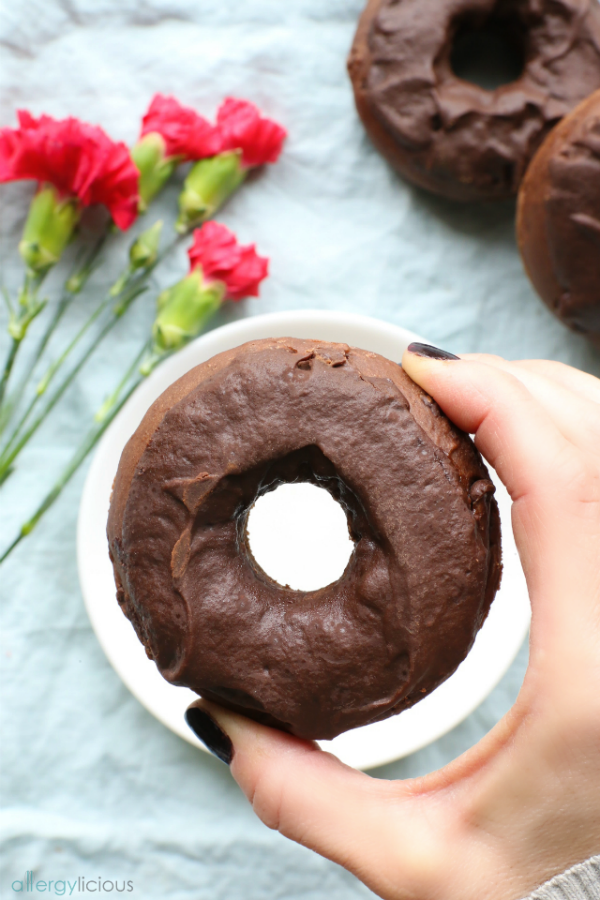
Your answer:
[108,338,502,741]
[517,89,600,342]
[348,0,600,202]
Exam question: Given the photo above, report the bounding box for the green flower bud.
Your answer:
[8,293,46,341]
[143,270,223,372]
[131,133,178,212]
[175,151,246,234]
[130,219,163,269]
[65,270,87,295]
[18,185,80,276]
[109,220,163,298]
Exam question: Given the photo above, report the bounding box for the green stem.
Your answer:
[0,233,183,465]
[0,271,46,411]
[0,267,153,480]
[0,231,193,554]
[38,293,111,394]
[1,294,130,461]
[95,341,150,423]
[0,371,145,564]
[0,233,108,441]
[1,383,48,461]
[0,290,112,461]
[33,231,108,365]
[0,299,142,481]
[0,244,217,562]
[0,338,19,409]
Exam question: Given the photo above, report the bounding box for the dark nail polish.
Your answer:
[185,707,234,765]
[407,342,460,361]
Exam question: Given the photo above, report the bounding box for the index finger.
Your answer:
[401,347,600,657]
[401,348,577,507]
[468,355,600,406]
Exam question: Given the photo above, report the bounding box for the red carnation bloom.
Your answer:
[139,94,221,161]
[216,98,286,168]
[188,221,269,300]
[0,111,139,230]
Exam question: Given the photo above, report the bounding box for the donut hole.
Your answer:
[246,482,355,592]
[450,13,526,90]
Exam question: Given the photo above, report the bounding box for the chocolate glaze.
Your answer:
[108,339,502,741]
[348,0,600,202]
[517,89,600,342]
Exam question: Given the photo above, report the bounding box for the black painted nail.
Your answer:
[185,707,234,765]
[407,342,460,361]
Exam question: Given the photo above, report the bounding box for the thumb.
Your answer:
[185,699,451,900]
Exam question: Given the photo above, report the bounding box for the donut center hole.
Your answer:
[246,483,354,591]
[451,15,525,90]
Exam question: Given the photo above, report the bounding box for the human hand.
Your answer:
[186,348,600,900]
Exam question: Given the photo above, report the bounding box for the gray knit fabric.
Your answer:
[522,856,600,900]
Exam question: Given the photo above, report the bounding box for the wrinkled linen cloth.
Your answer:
[1,2,599,898]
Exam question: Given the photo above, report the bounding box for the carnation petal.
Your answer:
[140,93,221,162]
[216,98,286,168]
[0,112,139,230]
[188,221,269,301]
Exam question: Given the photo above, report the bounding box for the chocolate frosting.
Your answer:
[348,0,600,201]
[108,339,502,741]
[517,89,600,340]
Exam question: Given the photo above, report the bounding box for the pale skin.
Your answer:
[187,351,600,900]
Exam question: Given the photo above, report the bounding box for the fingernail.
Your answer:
[407,342,460,361]
[185,707,234,765]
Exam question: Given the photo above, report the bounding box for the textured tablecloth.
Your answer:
[1,2,599,898]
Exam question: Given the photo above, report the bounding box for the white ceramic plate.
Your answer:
[78,310,530,770]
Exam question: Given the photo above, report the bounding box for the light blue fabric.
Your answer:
[1,2,599,898]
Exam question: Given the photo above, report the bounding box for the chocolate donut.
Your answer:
[348,0,600,202]
[108,338,502,741]
[517,89,600,342]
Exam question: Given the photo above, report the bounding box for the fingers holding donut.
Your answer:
[458,354,600,456]
[510,358,600,406]
[184,673,600,900]
[402,345,600,681]
[401,345,580,504]
[180,350,600,900]
[184,698,451,900]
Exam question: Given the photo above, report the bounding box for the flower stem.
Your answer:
[95,341,150,423]
[0,285,146,482]
[0,271,46,410]
[0,373,144,563]
[0,350,151,564]
[36,231,108,362]
[0,230,196,558]
[0,231,108,439]
[0,232,183,470]
[0,295,113,461]
[0,338,19,409]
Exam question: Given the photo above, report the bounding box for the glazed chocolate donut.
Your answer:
[348,0,600,202]
[517,89,600,342]
[108,338,502,741]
